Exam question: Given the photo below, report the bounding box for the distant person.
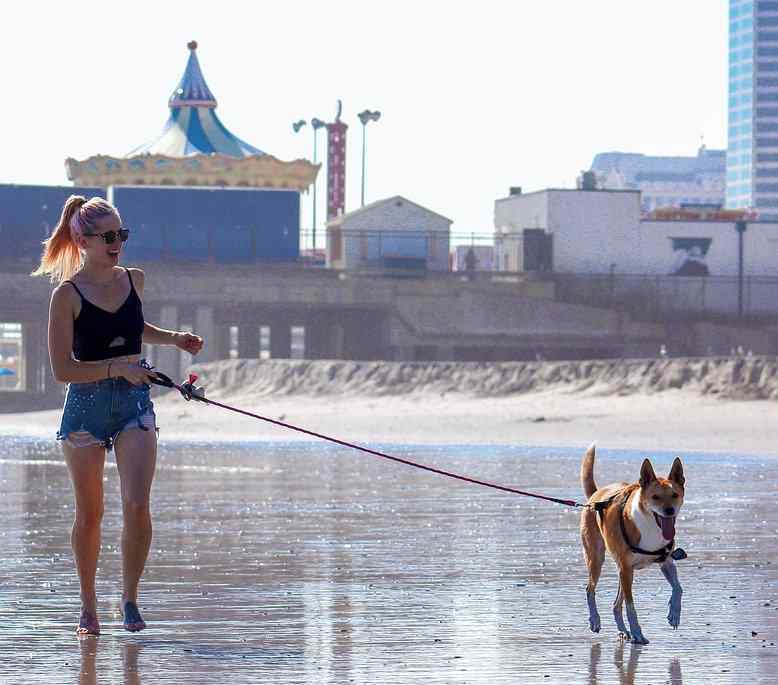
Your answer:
[464,247,478,281]
[659,344,668,359]
[32,195,203,635]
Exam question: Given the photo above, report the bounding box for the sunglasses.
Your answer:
[83,228,130,244]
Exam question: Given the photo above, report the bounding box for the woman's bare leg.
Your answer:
[114,426,157,631]
[63,443,106,635]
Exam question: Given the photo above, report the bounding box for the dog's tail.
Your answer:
[581,443,598,498]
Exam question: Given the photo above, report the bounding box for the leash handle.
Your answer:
[147,370,176,389]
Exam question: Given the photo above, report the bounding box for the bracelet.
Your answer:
[107,361,113,379]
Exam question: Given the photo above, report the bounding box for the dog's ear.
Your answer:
[639,459,657,488]
[669,457,685,488]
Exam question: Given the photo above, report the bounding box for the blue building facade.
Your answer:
[727,0,778,219]
[728,0,756,210]
[0,183,300,265]
[115,186,299,263]
[0,184,106,262]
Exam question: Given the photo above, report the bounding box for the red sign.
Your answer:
[326,121,348,219]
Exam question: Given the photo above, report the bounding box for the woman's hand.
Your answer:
[174,331,203,355]
[114,361,159,386]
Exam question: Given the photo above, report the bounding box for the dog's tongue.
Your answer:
[656,514,676,540]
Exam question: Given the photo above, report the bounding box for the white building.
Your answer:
[589,147,726,214]
[494,187,778,277]
[326,196,452,271]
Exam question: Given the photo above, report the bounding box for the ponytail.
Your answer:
[31,194,119,282]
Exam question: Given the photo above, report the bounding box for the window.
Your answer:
[260,325,271,360]
[229,325,238,359]
[290,326,305,360]
[0,322,22,391]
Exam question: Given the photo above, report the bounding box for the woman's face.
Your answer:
[80,213,124,267]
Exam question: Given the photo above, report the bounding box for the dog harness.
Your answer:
[593,491,687,563]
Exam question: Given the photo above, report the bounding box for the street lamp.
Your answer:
[358,109,381,207]
[735,219,747,318]
[293,117,327,252]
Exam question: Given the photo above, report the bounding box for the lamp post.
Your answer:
[310,118,326,252]
[358,109,381,207]
[293,117,326,252]
[735,219,747,318]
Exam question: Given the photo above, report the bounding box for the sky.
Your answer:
[0,1,727,236]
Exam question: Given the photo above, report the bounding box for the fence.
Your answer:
[551,273,778,319]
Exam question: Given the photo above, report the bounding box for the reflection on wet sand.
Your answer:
[587,642,682,685]
[78,638,141,685]
[0,439,777,683]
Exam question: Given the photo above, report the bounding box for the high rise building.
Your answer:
[589,147,725,213]
[727,0,778,218]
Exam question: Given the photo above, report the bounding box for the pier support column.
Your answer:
[157,305,179,376]
[238,322,260,359]
[330,323,345,360]
[195,306,217,363]
[270,318,291,359]
[21,321,43,393]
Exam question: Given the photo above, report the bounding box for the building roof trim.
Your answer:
[326,195,454,226]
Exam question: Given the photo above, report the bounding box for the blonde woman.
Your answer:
[33,195,203,635]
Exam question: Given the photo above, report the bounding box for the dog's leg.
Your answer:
[581,510,604,633]
[618,563,649,644]
[612,581,630,638]
[660,559,683,629]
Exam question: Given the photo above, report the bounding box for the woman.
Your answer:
[33,195,203,635]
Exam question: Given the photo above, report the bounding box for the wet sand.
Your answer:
[0,437,777,683]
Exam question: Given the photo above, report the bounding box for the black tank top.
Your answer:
[65,268,145,362]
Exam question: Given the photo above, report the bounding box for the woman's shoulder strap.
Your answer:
[125,267,136,293]
[62,279,85,300]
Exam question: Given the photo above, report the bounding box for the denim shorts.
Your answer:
[57,375,157,451]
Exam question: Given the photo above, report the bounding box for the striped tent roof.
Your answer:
[127,41,264,159]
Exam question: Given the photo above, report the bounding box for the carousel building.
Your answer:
[66,41,317,191]
[31,40,322,265]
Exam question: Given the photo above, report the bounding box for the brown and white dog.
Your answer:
[580,444,686,644]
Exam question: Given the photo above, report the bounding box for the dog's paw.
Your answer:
[589,614,601,633]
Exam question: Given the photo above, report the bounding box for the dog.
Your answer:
[580,444,686,644]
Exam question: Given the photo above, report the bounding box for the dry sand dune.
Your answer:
[185,356,778,401]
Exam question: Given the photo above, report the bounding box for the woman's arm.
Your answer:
[143,321,180,346]
[48,285,155,384]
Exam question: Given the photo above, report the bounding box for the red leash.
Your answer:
[150,371,586,509]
